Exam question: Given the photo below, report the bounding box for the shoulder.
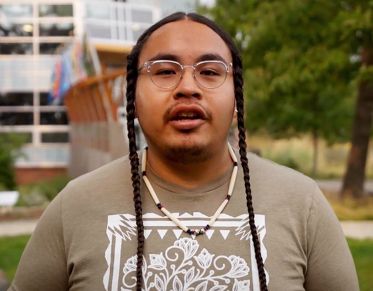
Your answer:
[244,152,329,226]
[67,155,132,192]
[55,154,134,208]
[247,152,318,196]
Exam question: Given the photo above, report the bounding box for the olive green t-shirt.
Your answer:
[9,153,359,291]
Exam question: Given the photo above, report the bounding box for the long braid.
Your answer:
[233,53,268,291]
[126,54,144,291]
[233,58,268,290]
[192,12,268,289]
[125,13,191,290]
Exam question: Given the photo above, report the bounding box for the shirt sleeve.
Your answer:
[8,193,68,291]
[304,185,359,291]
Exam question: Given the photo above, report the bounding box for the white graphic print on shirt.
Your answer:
[103,213,267,291]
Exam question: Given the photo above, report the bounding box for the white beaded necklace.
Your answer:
[141,144,238,237]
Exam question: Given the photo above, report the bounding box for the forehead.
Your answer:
[138,19,232,63]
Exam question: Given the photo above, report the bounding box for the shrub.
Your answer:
[17,175,70,206]
[0,134,25,190]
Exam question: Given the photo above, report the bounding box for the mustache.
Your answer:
[163,102,212,122]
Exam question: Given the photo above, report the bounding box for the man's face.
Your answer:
[136,19,235,161]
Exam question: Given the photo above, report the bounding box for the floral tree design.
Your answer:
[122,237,250,290]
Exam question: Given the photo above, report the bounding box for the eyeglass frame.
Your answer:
[138,59,233,89]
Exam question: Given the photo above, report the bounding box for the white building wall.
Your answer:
[0,0,199,168]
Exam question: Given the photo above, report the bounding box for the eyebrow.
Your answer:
[147,53,228,64]
[148,54,180,62]
[196,53,227,63]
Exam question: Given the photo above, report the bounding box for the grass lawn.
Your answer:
[0,235,30,281]
[348,238,373,291]
[328,196,373,221]
[0,235,372,290]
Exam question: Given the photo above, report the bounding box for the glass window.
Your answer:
[39,93,69,106]
[0,43,33,55]
[0,27,5,37]
[0,4,33,18]
[38,4,73,17]
[39,42,64,55]
[39,93,50,106]
[86,23,111,39]
[0,23,33,37]
[133,27,146,41]
[0,92,33,106]
[41,132,69,143]
[0,132,32,145]
[86,4,110,19]
[39,23,74,37]
[0,112,33,125]
[131,9,152,23]
[40,112,68,125]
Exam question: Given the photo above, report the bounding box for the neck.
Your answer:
[145,143,233,189]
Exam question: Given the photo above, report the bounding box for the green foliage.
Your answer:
[263,148,302,171]
[202,0,373,143]
[330,196,373,221]
[348,238,373,291]
[33,175,69,201]
[17,175,70,206]
[0,133,26,190]
[0,235,30,281]
[359,66,373,83]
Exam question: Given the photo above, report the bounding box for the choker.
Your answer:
[141,144,238,237]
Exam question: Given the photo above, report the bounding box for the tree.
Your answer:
[0,133,25,190]
[341,7,373,197]
[202,0,372,192]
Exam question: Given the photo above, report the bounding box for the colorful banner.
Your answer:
[49,36,98,105]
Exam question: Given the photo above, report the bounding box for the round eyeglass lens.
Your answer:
[195,61,228,89]
[148,61,182,89]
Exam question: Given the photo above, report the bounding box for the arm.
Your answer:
[8,194,68,291]
[304,186,359,291]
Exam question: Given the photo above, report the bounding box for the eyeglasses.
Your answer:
[138,60,232,89]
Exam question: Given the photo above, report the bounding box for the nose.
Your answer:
[174,67,202,99]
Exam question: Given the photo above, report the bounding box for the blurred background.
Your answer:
[0,0,206,187]
[0,0,372,290]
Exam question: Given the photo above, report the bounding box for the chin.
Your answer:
[163,141,211,163]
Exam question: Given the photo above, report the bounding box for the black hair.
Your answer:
[126,12,267,291]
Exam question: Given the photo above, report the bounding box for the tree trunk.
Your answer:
[311,130,318,178]
[341,47,373,198]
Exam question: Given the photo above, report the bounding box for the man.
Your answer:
[9,12,358,291]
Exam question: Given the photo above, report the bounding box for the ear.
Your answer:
[233,99,237,119]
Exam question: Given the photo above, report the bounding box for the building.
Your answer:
[0,0,202,183]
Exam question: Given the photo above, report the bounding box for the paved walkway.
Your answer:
[317,180,373,194]
[0,219,38,237]
[0,219,372,239]
[340,221,373,239]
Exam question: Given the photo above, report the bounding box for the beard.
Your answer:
[164,143,211,164]
[143,131,214,164]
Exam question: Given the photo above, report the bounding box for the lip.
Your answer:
[166,104,208,131]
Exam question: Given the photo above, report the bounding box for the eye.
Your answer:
[154,68,177,76]
[197,62,225,77]
[150,62,180,77]
[199,69,220,76]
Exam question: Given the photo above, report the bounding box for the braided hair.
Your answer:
[125,12,267,291]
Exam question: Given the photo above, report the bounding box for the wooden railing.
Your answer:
[64,69,128,177]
